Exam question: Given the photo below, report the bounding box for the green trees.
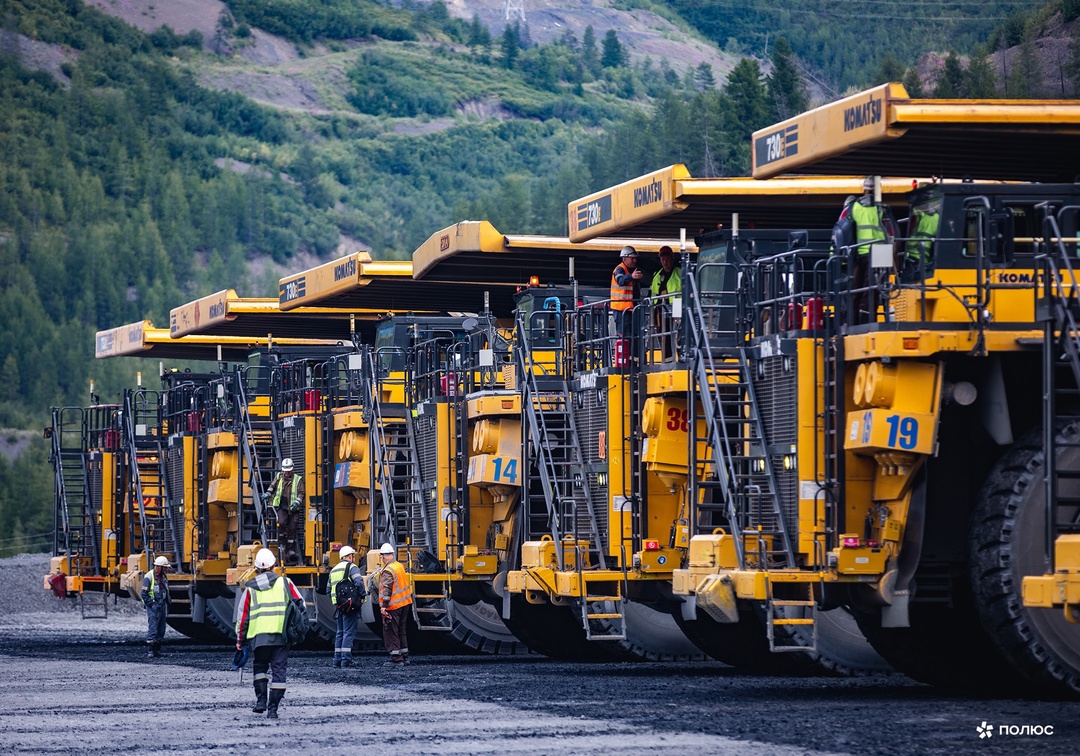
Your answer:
[601,30,625,69]
[767,37,807,120]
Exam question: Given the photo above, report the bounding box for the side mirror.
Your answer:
[988,208,1015,264]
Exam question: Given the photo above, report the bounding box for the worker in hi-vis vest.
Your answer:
[235,547,305,719]
[611,245,644,337]
[264,457,304,565]
[376,543,413,668]
[836,176,896,323]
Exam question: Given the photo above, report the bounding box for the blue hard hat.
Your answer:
[231,644,250,670]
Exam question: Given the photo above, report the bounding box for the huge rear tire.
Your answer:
[448,600,527,655]
[676,603,892,675]
[970,423,1080,698]
[166,596,237,644]
[500,595,630,661]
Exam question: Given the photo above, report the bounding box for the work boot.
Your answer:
[146,643,154,659]
[251,679,268,714]
[266,688,285,719]
[341,655,353,668]
[331,654,341,668]
[152,642,163,658]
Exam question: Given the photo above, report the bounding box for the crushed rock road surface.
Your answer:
[2,554,1079,754]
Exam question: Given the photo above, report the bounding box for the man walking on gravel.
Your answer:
[376,543,412,667]
[235,548,305,719]
[329,544,366,668]
[141,555,171,658]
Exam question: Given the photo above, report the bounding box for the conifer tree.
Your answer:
[601,30,624,69]
[767,37,807,120]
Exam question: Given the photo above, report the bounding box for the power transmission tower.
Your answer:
[504,0,526,24]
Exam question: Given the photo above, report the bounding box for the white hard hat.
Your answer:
[254,547,277,569]
[153,556,170,568]
[862,176,875,191]
[620,245,637,258]
[379,543,395,555]
[339,545,356,559]
[281,457,294,472]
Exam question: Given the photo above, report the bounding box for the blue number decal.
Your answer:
[503,459,517,483]
[493,457,503,480]
[885,414,919,450]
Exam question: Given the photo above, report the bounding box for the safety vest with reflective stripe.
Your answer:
[271,474,301,511]
[329,560,359,606]
[610,263,634,311]
[850,200,888,253]
[905,210,940,263]
[245,576,289,640]
[385,561,413,611]
[143,570,168,605]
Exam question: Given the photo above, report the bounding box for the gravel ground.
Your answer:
[2,554,1079,754]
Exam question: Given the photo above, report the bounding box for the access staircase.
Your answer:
[50,407,97,573]
[123,390,183,570]
[364,347,450,632]
[686,267,795,570]
[518,319,607,570]
[232,368,279,545]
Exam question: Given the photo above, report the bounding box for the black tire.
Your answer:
[674,602,822,674]
[448,601,527,655]
[166,596,237,644]
[775,605,894,677]
[970,423,1080,698]
[500,595,630,661]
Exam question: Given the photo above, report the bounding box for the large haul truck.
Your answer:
[47,305,349,641]
[549,84,1080,695]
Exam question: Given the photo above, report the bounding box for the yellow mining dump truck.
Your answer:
[47,294,352,642]
[626,83,1080,696]
[409,221,710,660]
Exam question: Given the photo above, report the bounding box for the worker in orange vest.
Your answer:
[376,543,413,668]
[611,245,643,337]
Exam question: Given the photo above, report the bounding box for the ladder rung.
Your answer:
[772,618,815,625]
[587,634,626,641]
[771,599,815,607]
[587,612,624,620]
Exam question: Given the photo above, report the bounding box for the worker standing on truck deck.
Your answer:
[611,245,644,337]
[236,547,305,719]
[650,245,682,359]
[329,545,366,668]
[141,555,171,658]
[835,176,896,323]
[377,543,413,668]
[265,457,304,566]
[901,201,940,283]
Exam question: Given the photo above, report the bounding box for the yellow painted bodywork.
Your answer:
[1022,535,1080,622]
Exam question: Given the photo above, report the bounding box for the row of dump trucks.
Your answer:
[46,84,1080,697]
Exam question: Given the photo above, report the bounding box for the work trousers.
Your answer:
[381,605,410,661]
[253,644,289,691]
[275,507,300,551]
[145,603,167,643]
[335,610,359,660]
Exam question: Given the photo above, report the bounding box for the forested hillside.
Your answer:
[2,0,1079,555]
[0,0,803,553]
[667,0,1079,93]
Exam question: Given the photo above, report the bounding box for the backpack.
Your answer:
[283,594,309,647]
[831,214,856,254]
[334,564,364,617]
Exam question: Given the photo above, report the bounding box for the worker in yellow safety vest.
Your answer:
[836,177,896,323]
[901,202,940,283]
[264,457,304,565]
[235,547,305,718]
[376,542,413,668]
[141,555,171,658]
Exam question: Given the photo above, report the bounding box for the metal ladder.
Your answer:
[686,268,795,570]
[50,407,96,571]
[517,318,606,571]
[576,544,627,641]
[123,390,182,568]
[765,581,817,653]
[233,369,279,544]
